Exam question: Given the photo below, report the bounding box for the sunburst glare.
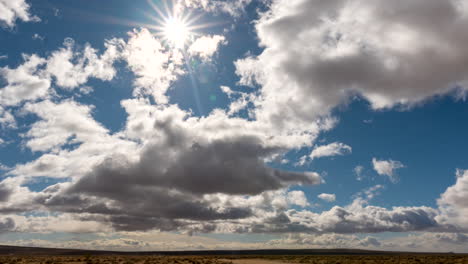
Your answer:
[163,17,190,49]
[146,0,212,50]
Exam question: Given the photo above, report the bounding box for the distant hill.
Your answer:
[0,245,459,256]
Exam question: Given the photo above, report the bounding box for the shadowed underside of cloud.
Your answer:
[35,135,320,231]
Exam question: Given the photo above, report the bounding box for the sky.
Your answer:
[1,0,468,252]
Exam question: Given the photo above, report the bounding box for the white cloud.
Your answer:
[372,158,405,183]
[220,85,256,116]
[318,193,336,202]
[0,105,15,128]
[310,142,352,160]
[354,165,365,181]
[0,37,122,107]
[189,35,226,60]
[0,0,39,28]
[437,169,468,230]
[123,29,184,104]
[268,233,382,249]
[268,232,468,253]
[78,85,93,95]
[178,0,256,17]
[22,100,109,152]
[287,190,309,207]
[32,33,43,40]
[46,38,122,90]
[235,0,468,130]
[0,54,50,106]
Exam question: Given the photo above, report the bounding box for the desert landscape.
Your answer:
[0,246,466,264]
[0,254,466,264]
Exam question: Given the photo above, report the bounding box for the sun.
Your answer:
[145,0,207,50]
[163,17,191,49]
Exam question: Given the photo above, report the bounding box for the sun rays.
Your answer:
[144,0,214,49]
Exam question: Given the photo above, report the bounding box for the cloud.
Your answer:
[32,33,43,40]
[2,24,337,233]
[354,165,365,181]
[123,28,184,104]
[437,169,468,231]
[287,191,309,207]
[0,106,15,128]
[372,158,405,183]
[9,95,324,232]
[246,202,443,234]
[46,38,122,90]
[179,0,257,17]
[0,54,50,106]
[189,35,226,60]
[267,233,382,249]
[22,100,109,152]
[318,193,336,202]
[0,217,14,233]
[235,0,468,131]
[43,134,320,231]
[0,37,122,107]
[0,0,39,28]
[310,142,352,160]
[220,86,257,116]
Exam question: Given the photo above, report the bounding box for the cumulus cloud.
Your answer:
[46,38,122,90]
[372,158,405,183]
[243,201,443,234]
[310,142,352,160]
[0,54,50,106]
[437,169,468,231]
[287,191,309,207]
[0,0,39,28]
[22,100,109,152]
[0,106,15,128]
[189,35,226,60]
[235,0,468,131]
[41,131,321,231]
[318,193,336,202]
[123,28,184,104]
[0,37,122,108]
[268,233,382,249]
[0,217,14,233]
[8,91,325,233]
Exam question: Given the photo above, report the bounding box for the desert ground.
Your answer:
[0,254,466,264]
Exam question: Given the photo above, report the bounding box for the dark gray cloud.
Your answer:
[37,134,319,231]
[0,183,12,202]
[71,136,319,196]
[0,217,15,233]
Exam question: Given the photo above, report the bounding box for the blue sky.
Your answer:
[1,0,468,252]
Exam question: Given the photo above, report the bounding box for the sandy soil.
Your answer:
[222,259,293,264]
